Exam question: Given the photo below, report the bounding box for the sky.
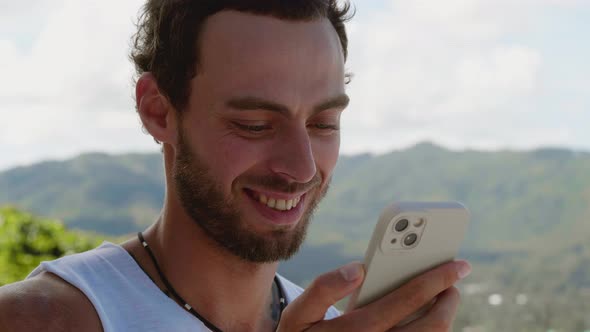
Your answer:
[1,0,589,171]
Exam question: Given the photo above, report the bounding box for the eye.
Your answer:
[231,122,273,136]
[313,123,340,130]
[237,124,270,132]
[308,110,341,133]
[308,123,340,137]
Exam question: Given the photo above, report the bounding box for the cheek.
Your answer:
[206,136,268,187]
[312,135,340,178]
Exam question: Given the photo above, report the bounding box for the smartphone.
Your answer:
[346,201,470,315]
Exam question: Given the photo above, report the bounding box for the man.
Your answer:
[0,1,471,331]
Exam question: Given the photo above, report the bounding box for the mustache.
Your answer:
[242,173,322,194]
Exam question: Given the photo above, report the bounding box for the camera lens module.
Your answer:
[403,233,418,246]
[394,219,409,232]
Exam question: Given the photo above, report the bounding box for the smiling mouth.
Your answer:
[245,189,303,211]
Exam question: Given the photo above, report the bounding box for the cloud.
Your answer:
[542,0,590,6]
[340,0,585,153]
[0,0,152,170]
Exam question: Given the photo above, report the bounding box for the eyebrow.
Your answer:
[225,94,350,116]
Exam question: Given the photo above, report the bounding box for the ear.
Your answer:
[135,73,178,145]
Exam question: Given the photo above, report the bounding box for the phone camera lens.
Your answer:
[404,233,418,246]
[395,219,409,232]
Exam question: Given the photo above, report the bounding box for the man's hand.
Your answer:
[277,260,471,332]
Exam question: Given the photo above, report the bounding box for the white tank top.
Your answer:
[27,242,341,332]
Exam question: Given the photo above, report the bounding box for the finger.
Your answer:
[277,261,365,332]
[393,286,461,332]
[339,260,470,331]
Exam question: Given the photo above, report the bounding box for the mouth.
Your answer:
[244,189,303,212]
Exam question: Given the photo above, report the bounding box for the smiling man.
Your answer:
[0,1,470,331]
[164,9,348,264]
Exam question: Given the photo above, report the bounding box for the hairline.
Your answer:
[191,10,345,77]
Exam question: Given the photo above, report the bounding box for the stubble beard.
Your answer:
[172,129,330,263]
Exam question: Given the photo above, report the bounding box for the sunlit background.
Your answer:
[1,0,589,170]
[1,1,590,331]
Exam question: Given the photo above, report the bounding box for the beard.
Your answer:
[172,129,330,263]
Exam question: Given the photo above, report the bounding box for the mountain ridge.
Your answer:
[1,142,589,255]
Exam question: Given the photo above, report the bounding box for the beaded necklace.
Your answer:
[137,232,286,332]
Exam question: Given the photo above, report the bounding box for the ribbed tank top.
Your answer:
[27,242,341,331]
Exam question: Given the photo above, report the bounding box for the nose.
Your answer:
[268,126,317,183]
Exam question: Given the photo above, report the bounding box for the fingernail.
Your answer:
[456,261,472,279]
[339,262,363,282]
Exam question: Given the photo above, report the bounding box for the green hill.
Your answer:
[2,142,589,285]
[1,143,589,330]
[0,153,164,234]
[313,142,590,252]
[3,143,588,252]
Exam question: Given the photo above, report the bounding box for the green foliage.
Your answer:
[0,206,105,285]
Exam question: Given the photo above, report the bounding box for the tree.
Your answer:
[0,206,105,285]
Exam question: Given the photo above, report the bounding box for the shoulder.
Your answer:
[0,272,102,332]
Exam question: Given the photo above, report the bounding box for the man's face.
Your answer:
[172,11,347,262]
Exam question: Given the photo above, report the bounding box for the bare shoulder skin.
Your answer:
[0,272,102,332]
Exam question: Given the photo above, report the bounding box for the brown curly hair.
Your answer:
[130,0,354,114]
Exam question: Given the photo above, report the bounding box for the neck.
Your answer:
[131,199,281,331]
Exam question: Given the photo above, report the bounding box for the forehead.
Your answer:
[194,11,345,107]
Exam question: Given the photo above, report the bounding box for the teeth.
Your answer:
[267,198,276,208]
[275,199,286,210]
[256,193,302,211]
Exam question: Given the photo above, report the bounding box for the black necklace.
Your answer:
[137,232,286,332]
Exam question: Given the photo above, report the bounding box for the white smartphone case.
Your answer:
[346,201,470,311]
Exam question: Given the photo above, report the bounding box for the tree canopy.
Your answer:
[0,206,106,285]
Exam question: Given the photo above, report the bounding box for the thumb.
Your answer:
[278,261,364,331]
